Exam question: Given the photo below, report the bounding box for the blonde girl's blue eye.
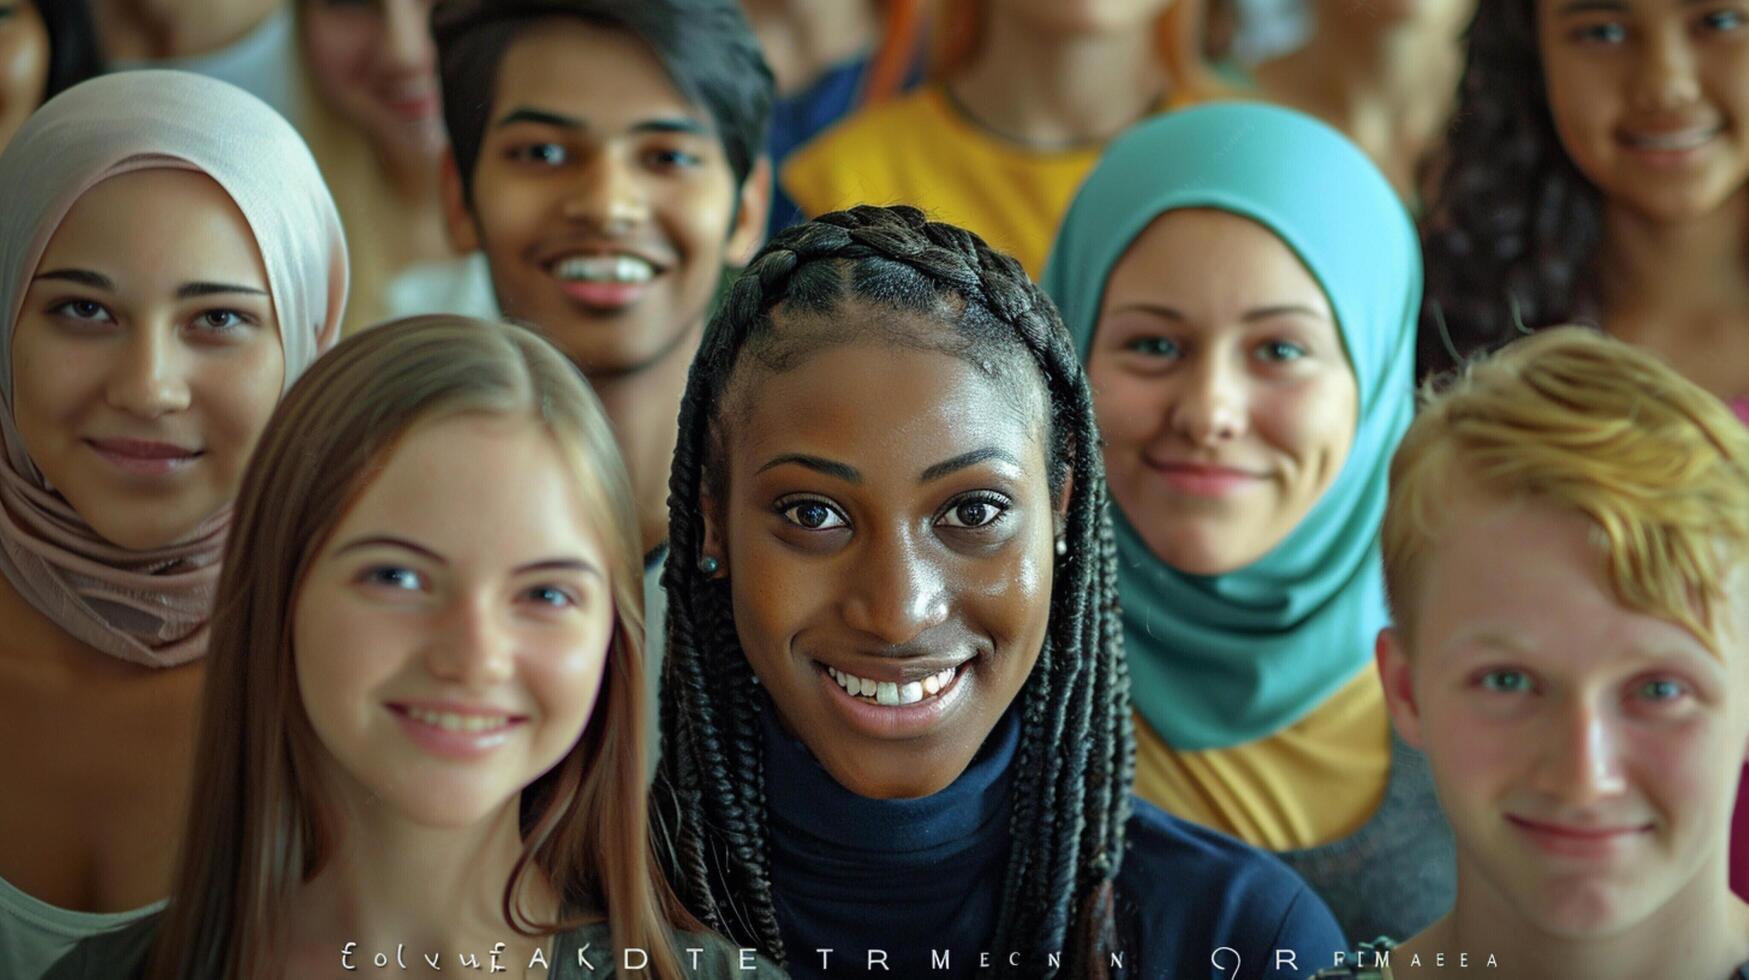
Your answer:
[362,566,422,591]
[524,585,577,608]
[1479,669,1535,694]
[1700,8,1746,32]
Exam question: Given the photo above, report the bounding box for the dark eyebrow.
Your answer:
[495,107,585,130]
[1243,304,1328,323]
[177,282,267,299]
[33,268,113,290]
[494,107,711,137]
[1556,0,1627,12]
[919,448,1023,484]
[756,453,861,483]
[1108,302,1184,321]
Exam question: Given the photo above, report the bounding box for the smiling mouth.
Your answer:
[549,254,658,285]
[1619,127,1722,152]
[823,662,966,707]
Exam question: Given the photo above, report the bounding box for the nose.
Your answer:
[1631,25,1702,114]
[1532,698,1629,806]
[381,0,436,75]
[1169,349,1248,446]
[561,150,650,235]
[839,531,952,647]
[424,593,517,689]
[105,326,192,419]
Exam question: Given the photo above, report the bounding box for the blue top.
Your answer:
[761,703,1347,979]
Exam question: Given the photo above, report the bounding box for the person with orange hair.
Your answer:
[1374,327,1749,979]
[743,0,927,238]
[779,0,1221,278]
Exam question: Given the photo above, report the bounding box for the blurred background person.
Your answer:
[0,0,101,152]
[94,0,295,117]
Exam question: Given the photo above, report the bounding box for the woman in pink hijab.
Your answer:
[0,70,347,979]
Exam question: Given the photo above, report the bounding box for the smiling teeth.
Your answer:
[405,707,511,733]
[553,255,655,284]
[1628,129,1716,151]
[827,665,956,706]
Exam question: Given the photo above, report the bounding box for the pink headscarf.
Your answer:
[0,71,349,668]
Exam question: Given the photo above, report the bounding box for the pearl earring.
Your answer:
[1055,537,1067,557]
[698,555,720,575]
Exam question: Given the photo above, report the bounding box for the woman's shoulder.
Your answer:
[1117,798,1348,977]
[553,920,787,979]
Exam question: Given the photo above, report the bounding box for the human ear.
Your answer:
[724,155,773,267]
[440,149,481,254]
[1377,627,1426,750]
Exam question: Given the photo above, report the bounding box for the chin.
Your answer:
[825,755,959,800]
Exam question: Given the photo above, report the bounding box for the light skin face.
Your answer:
[1086,208,1358,576]
[443,19,766,379]
[11,169,282,551]
[1004,0,1174,34]
[1539,0,1749,223]
[0,0,48,153]
[1379,495,1749,942]
[704,337,1058,800]
[299,0,443,166]
[294,414,614,830]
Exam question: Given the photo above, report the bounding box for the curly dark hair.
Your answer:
[1419,2,1605,378]
[650,204,1135,978]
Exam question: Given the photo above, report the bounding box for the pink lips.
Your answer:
[85,438,202,478]
[386,701,529,761]
[1145,460,1264,497]
[1506,814,1652,860]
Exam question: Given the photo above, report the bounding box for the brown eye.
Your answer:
[937,494,1011,530]
[778,499,847,531]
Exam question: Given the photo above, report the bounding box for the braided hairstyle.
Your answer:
[1418,2,1603,378]
[652,205,1133,977]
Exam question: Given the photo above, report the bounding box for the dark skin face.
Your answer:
[704,337,1058,799]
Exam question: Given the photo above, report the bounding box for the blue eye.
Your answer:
[1256,340,1307,362]
[363,566,423,591]
[1126,336,1180,358]
[1701,9,1747,32]
[523,585,577,608]
[778,499,847,531]
[937,494,1011,530]
[1636,678,1689,702]
[1479,669,1535,695]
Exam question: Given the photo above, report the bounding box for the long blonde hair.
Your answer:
[147,316,699,979]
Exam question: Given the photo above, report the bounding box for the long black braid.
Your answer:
[651,205,1134,978]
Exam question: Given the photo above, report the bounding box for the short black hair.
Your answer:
[431,0,773,206]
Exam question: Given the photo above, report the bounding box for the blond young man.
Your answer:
[1372,327,1749,980]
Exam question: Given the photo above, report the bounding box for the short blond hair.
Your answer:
[1383,326,1749,652]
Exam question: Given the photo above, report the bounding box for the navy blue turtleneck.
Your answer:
[761,702,1348,979]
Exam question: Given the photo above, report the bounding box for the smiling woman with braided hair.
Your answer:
[651,204,1344,979]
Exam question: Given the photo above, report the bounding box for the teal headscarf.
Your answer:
[1042,103,1420,751]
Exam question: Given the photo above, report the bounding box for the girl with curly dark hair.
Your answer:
[1421,0,1749,899]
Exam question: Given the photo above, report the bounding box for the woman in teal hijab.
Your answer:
[1043,102,1451,945]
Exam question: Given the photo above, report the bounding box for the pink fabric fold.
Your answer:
[0,71,348,668]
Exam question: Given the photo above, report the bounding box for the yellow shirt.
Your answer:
[1132,667,1393,851]
[781,85,1189,278]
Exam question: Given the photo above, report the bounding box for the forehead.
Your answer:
[35,169,267,290]
[1102,208,1332,312]
[725,341,1047,475]
[1414,495,1731,672]
[336,413,605,558]
[493,17,705,126]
